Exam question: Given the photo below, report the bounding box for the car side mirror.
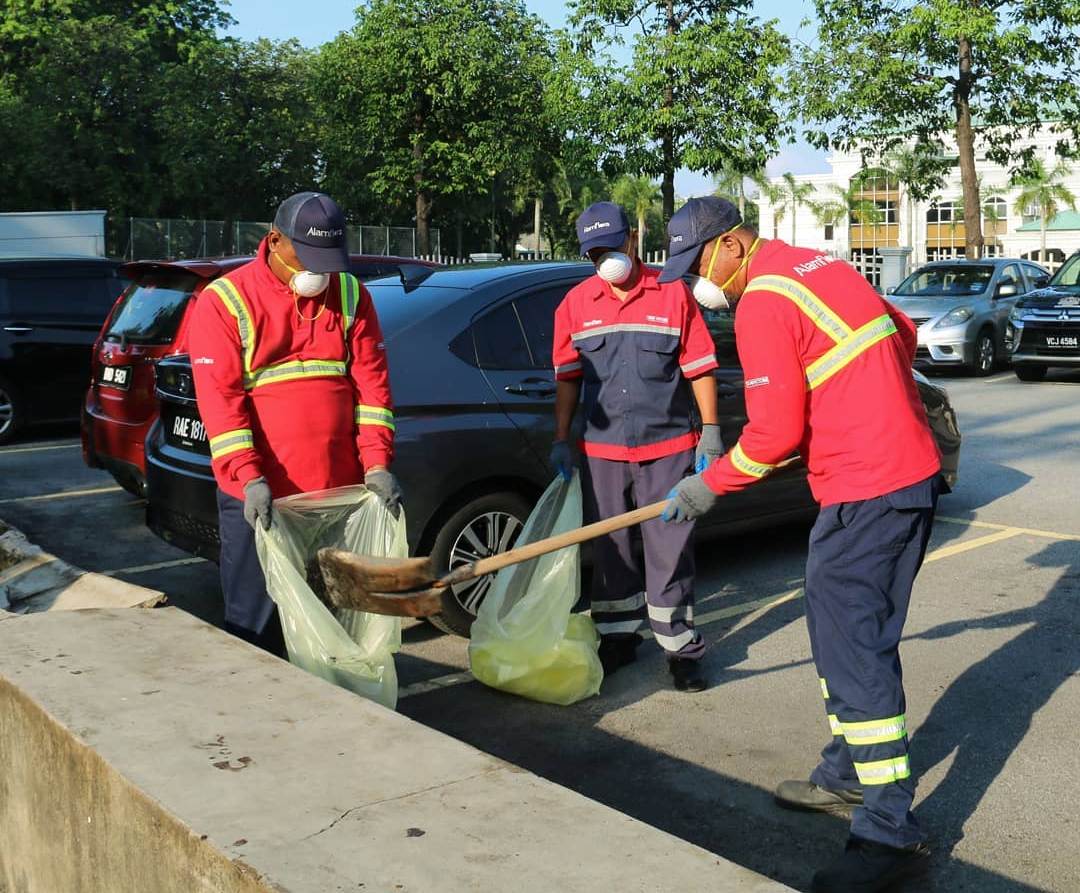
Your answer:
[997,282,1018,298]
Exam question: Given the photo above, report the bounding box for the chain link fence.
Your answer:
[112,218,440,261]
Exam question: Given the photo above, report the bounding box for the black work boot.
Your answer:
[812,836,930,893]
[667,656,707,692]
[774,780,863,813]
[598,634,642,676]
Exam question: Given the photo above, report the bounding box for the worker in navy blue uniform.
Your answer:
[551,202,722,692]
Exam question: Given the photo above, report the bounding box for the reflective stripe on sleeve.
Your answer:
[206,278,256,375]
[209,428,254,460]
[244,359,347,390]
[842,715,907,746]
[805,314,897,390]
[681,354,718,375]
[853,755,911,786]
[730,442,775,479]
[355,404,395,430]
[555,361,582,375]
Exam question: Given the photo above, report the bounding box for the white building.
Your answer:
[757,125,1080,286]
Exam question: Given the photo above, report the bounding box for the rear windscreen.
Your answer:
[104,271,201,345]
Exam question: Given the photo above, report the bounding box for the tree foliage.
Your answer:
[796,0,1080,258]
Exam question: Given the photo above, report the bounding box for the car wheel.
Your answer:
[973,330,995,376]
[1014,364,1047,382]
[0,374,24,446]
[426,491,532,638]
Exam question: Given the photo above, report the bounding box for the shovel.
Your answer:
[316,457,799,617]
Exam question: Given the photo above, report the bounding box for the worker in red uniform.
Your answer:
[551,201,722,692]
[659,197,942,892]
[189,192,400,654]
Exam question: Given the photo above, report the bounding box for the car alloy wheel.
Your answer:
[974,331,995,376]
[0,379,20,445]
[447,510,524,616]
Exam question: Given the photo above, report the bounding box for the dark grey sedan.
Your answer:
[145,263,961,637]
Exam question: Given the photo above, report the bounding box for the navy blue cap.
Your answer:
[576,201,631,256]
[658,196,742,283]
[273,192,349,273]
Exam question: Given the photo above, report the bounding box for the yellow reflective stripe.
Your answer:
[746,275,853,342]
[206,278,256,376]
[730,442,775,479]
[355,404,395,430]
[820,678,830,699]
[805,314,898,390]
[209,428,253,459]
[842,715,907,746]
[853,756,911,786]
[339,273,359,333]
[244,359,347,390]
[828,714,843,736]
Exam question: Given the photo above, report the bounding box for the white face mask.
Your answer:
[290,270,331,298]
[595,251,633,285]
[689,274,730,311]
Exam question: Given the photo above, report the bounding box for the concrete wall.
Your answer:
[0,608,792,893]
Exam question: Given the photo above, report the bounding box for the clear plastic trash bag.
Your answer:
[255,485,404,710]
[468,472,602,705]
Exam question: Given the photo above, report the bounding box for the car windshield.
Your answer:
[104,270,200,345]
[894,265,994,297]
[1048,254,1080,292]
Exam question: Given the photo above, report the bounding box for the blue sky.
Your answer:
[223,0,830,195]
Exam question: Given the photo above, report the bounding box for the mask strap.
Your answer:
[720,236,762,292]
[704,239,723,280]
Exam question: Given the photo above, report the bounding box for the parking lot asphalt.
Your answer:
[3,367,1079,892]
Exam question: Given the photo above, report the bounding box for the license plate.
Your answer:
[1045,335,1079,349]
[166,408,209,451]
[98,364,132,390]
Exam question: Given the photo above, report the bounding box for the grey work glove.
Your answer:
[550,440,576,482]
[365,468,403,519]
[695,424,725,473]
[242,477,273,531]
[662,474,720,523]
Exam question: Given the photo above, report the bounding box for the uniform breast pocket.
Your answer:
[635,333,679,382]
[576,334,607,382]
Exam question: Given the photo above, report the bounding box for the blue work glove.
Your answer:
[365,468,404,519]
[661,474,720,523]
[695,424,725,473]
[550,440,576,482]
[242,477,273,531]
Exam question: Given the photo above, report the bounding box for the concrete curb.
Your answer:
[0,519,164,614]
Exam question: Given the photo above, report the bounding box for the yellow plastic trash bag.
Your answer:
[468,472,602,705]
[255,485,404,710]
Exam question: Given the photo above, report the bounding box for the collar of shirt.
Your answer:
[582,261,662,306]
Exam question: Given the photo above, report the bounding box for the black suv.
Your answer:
[0,257,126,443]
[1006,251,1080,380]
[145,263,962,637]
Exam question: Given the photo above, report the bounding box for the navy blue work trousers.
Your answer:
[805,475,939,848]
[582,449,704,659]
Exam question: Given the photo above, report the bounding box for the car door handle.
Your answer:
[505,378,556,397]
[3,326,32,334]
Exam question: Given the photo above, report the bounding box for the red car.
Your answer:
[82,254,439,495]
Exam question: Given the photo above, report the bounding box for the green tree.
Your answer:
[1013,159,1078,264]
[809,180,884,241]
[757,173,816,245]
[797,0,1080,259]
[316,0,560,256]
[612,176,661,258]
[569,0,789,223]
[0,0,232,216]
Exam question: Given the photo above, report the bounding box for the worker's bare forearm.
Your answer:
[554,379,581,441]
[690,374,719,426]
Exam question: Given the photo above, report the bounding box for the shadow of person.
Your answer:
[909,537,1080,858]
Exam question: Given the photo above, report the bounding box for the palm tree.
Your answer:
[809,181,883,247]
[1013,159,1078,263]
[756,173,815,244]
[885,144,947,256]
[612,175,661,259]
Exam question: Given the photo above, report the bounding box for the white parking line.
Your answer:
[0,441,81,455]
[0,485,123,505]
[102,557,207,577]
